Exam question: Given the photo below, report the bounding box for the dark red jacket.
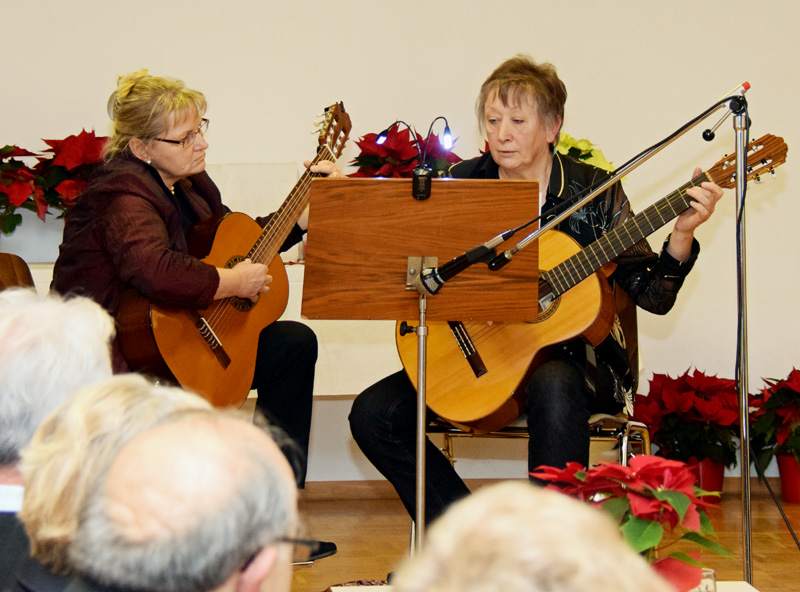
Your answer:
[52,151,302,371]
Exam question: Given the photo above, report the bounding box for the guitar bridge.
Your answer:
[195,315,232,369]
[448,321,488,378]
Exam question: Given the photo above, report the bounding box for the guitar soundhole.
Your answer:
[231,297,255,312]
[537,277,559,322]
[226,255,256,312]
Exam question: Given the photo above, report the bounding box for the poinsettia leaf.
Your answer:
[653,488,690,521]
[0,210,23,234]
[665,551,706,566]
[698,510,717,538]
[680,531,730,556]
[598,495,629,523]
[619,515,663,553]
[1,180,34,206]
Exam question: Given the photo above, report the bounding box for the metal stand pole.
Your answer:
[404,256,436,553]
[413,293,428,554]
[732,110,753,583]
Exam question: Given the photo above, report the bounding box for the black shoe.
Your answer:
[309,540,337,561]
[291,539,338,565]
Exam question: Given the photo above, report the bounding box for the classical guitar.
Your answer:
[396,134,788,434]
[118,103,351,407]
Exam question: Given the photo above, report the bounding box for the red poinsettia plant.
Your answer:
[0,129,107,234]
[532,455,728,592]
[348,122,461,178]
[750,368,800,470]
[632,369,741,469]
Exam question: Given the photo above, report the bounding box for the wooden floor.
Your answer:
[292,477,800,592]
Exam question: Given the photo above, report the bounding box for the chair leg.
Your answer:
[441,433,456,466]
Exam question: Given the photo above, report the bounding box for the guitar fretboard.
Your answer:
[544,172,709,296]
[247,145,335,264]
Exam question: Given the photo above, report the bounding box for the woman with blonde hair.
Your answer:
[12,374,212,589]
[52,70,341,486]
[392,481,673,592]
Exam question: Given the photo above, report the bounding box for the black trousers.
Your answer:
[252,320,317,487]
[349,348,621,523]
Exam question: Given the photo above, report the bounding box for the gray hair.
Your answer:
[393,481,672,592]
[0,289,114,465]
[69,414,294,592]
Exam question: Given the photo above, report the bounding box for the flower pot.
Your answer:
[687,457,725,498]
[776,453,800,504]
[0,209,64,264]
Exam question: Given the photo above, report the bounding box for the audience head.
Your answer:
[475,53,566,146]
[104,69,207,160]
[0,288,114,467]
[392,481,672,592]
[19,374,212,575]
[69,410,298,592]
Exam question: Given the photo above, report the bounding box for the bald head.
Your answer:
[70,413,297,592]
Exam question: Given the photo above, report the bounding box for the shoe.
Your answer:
[291,539,338,565]
[309,540,337,562]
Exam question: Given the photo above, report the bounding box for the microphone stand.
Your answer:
[732,99,753,583]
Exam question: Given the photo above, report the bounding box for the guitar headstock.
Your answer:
[706,134,788,189]
[316,102,352,159]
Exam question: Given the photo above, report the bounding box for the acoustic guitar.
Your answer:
[118,103,351,407]
[396,134,788,434]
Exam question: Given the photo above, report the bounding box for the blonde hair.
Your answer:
[476,54,567,144]
[18,374,212,575]
[104,69,207,160]
[393,482,672,592]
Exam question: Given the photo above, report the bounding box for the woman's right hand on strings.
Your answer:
[215,258,271,302]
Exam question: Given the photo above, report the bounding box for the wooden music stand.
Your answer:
[302,177,540,550]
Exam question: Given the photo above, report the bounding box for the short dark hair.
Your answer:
[476,54,567,144]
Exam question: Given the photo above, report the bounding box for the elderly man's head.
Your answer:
[70,412,298,592]
[0,289,113,468]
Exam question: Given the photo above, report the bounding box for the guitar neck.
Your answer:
[545,172,709,296]
[247,145,335,264]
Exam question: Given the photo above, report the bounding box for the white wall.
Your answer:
[5,1,798,481]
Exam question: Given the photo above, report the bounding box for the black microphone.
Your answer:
[414,232,513,295]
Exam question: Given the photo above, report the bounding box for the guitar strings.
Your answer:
[202,144,336,334]
[546,176,701,296]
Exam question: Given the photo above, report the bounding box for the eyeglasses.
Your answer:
[239,537,323,572]
[154,118,209,148]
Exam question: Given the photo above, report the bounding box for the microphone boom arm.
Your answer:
[491,97,739,270]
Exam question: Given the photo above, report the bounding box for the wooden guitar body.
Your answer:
[157,213,288,407]
[397,229,615,434]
